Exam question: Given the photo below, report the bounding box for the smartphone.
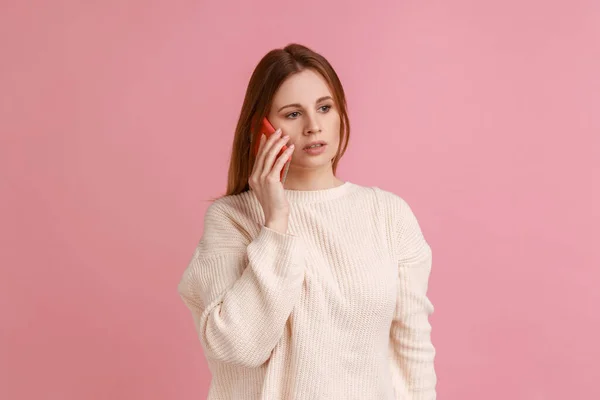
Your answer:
[252,117,291,183]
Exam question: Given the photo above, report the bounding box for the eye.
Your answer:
[285,105,332,119]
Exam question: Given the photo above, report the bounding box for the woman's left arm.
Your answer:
[389,197,437,400]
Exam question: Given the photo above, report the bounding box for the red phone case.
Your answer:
[252,117,291,183]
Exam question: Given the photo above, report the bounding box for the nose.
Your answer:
[303,113,322,135]
[305,126,322,135]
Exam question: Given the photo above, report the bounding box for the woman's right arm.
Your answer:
[177,202,306,368]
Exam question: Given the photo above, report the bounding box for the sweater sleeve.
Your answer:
[389,197,437,399]
[177,201,307,368]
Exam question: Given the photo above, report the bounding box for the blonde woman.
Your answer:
[178,43,437,399]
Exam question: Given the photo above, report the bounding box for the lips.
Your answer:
[304,141,327,149]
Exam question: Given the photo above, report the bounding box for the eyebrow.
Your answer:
[277,96,333,113]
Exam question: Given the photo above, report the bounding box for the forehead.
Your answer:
[273,69,332,104]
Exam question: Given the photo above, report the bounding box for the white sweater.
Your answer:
[177,181,437,399]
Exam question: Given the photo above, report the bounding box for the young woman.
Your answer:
[178,43,437,399]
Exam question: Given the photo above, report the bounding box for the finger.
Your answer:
[271,144,295,176]
[263,135,290,176]
[261,128,282,157]
[256,129,281,175]
[252,134,267,176]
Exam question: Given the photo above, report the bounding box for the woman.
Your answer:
[178,43,437,399]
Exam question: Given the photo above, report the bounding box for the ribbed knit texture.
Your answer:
[177,181,436,399]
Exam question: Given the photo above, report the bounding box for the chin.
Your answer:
[293,153,336,169]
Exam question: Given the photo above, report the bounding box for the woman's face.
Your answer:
[267,69,341,171]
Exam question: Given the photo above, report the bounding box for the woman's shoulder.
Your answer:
[370,185,411,215]
[368,186,431,261]
[369,185,427,234]
[197,191,260,251]
[206,189,259,217]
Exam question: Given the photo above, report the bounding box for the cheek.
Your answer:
[328,115,341,143]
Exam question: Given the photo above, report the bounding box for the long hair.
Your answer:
[213,43,351,201]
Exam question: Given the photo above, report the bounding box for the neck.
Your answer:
[282,166,344,191]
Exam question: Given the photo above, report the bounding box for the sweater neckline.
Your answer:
[282,181,355,203]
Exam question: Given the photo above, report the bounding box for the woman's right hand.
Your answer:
[248,128,295,233]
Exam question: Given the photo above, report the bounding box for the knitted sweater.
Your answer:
[177,181,437,399]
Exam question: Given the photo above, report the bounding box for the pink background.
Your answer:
[1,1,599,399]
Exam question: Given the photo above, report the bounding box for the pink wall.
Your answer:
[1,1,599,399]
